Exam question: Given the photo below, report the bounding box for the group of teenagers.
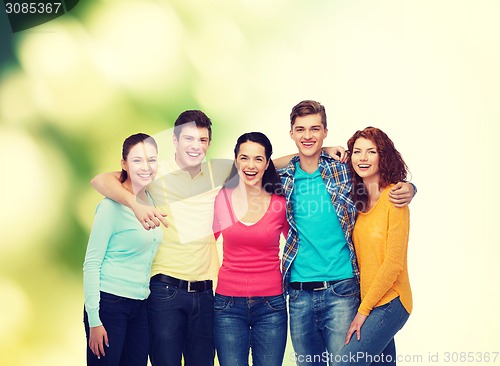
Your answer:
[83,100,415,366]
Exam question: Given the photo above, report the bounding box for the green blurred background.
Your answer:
[1,1,499,365]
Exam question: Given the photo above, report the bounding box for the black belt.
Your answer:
[152,274,212,293]
[290,280,341,291]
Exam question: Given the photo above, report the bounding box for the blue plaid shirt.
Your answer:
[278,152,359,293]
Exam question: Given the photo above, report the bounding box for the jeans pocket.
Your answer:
[214,294,231,311]
[265,295,287,311]
[288,288,300,302]
[149,282,178,301]
[330,278,360,297]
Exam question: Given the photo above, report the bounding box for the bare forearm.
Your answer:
[272,154,296,169]
[90,171,135,208]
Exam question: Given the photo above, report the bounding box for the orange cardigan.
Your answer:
[353,185,412,316]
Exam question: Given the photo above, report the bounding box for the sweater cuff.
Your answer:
[86,309,102,328]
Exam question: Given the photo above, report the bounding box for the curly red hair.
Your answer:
[347,127,409,210]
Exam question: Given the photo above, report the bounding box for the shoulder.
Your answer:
[278,156,300,177]
[319,152,347,169]
[272,193,287,205]
[270,194,287,214]
[214,188,232,208]
[319,155,351,182]
[382,185,410,215]
[96,197,122,212]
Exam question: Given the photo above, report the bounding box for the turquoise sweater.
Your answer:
[83,197,163,327]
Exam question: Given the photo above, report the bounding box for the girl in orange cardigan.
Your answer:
[338,127,412,366]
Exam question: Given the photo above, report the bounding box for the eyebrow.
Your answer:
[130,155,157,159]
[294,124,322,129]
[238,154,265,159]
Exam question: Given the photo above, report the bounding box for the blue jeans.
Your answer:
[289,278,360,366]
[214,294,287,366]
[337,297,410,366]
[83,292,149,366]
[147,279,215,366]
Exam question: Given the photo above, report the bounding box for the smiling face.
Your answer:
[173,124,210,171]
[351,137,380,183]
[235,141,269,189]
[121,142,158,191]
[290,113,328,160]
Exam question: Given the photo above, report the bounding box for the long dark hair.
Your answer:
[224,132,283,195]
[120,133,158,183]
[347,127,409,210]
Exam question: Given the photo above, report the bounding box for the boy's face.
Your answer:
[290,113,328,159]
[173,123,210,170]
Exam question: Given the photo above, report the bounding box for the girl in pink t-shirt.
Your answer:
[213,132,289,366]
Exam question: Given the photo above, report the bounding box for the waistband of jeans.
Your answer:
[289,279,344,291]
[151,274,212,293]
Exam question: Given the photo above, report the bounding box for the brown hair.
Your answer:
[174,110,213,141]
[290,100,327,129]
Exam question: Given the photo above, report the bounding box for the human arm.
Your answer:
[388,182,416,208]
[83,200,113,357]
[323,146,349,163]
[90,171,167,230]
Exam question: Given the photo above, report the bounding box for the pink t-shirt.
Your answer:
[213,189,289,297]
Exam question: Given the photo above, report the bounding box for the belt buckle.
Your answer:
[187,281,196,293]
[313,281,328,291]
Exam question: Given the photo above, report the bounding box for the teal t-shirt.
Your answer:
[290,162,353,282]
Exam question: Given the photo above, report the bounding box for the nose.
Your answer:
[140,160,150,170]
[191,139,201,149]
[360,152,368,161]
[304,129,312,139]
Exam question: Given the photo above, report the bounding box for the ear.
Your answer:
[289,129,293,139]
[172,134,179,148]
[121,159,127,171]
[324,128,328,138]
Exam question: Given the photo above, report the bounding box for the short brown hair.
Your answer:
[174,110,213,141]
[290,100,327,129]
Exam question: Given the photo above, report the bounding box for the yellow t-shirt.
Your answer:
[147,158,232,281]
[353,184,412,316]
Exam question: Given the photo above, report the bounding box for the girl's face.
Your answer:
[351,137,380,182]
[121,142,158,190]
[235,141,269,189]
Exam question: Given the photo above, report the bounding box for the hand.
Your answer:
[89,325,109,359]
[323,146,348,163]
[388,182,415,208]
[131,203,168,230]
[344,312,368,345]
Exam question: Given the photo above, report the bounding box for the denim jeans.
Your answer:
[214,294,287,366]
[147,279,215,366]
[83,291,149,366]
[337,297,410,366]
[289,278,360,366]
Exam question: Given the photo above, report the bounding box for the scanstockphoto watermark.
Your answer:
[290,351,500,364]
[290,352,420,364]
